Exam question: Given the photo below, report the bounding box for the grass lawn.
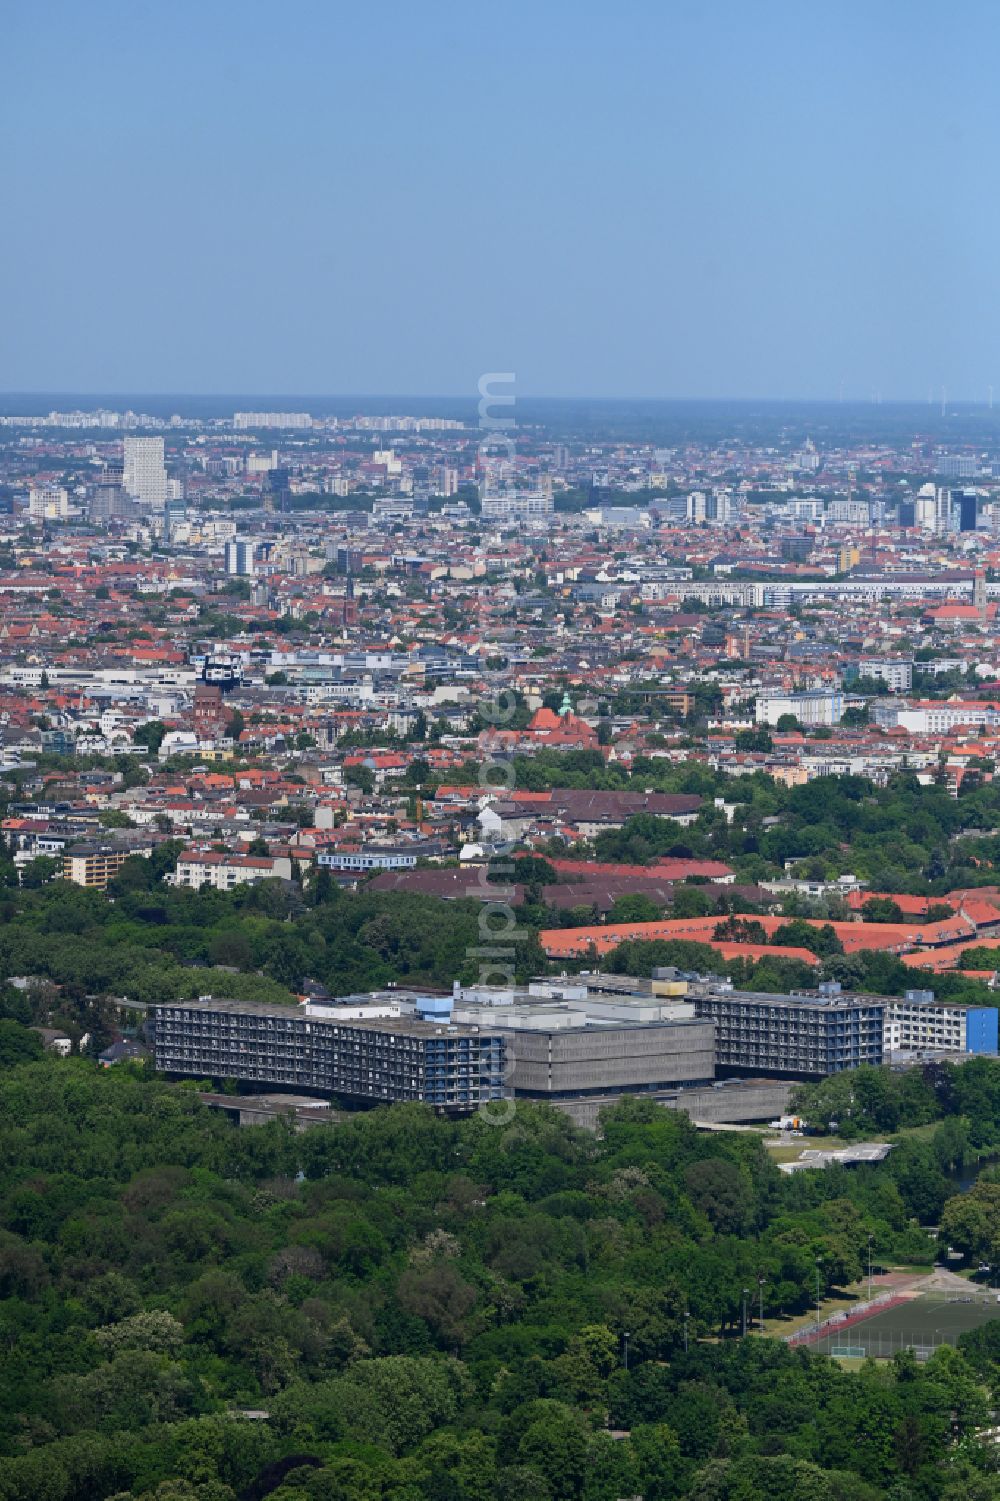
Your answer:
[764,1118,987,1166]
[764,1133,844,1163]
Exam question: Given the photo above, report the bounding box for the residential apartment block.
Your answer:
[853,659,914,693]
[479,492,554,522]
[63,841,153,889]
[871,700,1000,734]
[755,690,845,727]
[122,436,168,508]
[173,851,293,891]
[317,847,418,872]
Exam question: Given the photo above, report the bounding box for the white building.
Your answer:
[233,412,312,430]
[871,699,1000,734]
[480,492,554,523]
[789,498,824,522]
[755,690,845,727]
[935,485,954,535]
[884,992,997,1055]
[707,490,738,524]
[246,451,279,474]
[173,851,293,891]
[158,730,200,759]
[123,437,169,507]
[28,486,69,521]
[317,848,419,873]
[826,499,871,524]
[856,659,913,693]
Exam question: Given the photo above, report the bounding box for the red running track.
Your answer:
[787,1293,911,1347]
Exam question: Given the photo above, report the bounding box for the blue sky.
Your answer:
[4,0,998,398]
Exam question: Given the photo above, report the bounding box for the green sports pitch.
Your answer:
[810,1293,1000,1359]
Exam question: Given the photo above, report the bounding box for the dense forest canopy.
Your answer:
[1,1057,1000,1499]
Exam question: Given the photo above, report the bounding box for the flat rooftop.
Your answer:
[155,996,504,1039]
[696,989,884,1011]
[456,1001,709,1034]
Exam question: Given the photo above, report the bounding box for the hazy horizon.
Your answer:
[3,392,999,408]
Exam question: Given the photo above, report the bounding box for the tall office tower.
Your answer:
[705,489,735,524]
[89,460,131,522]
[162,492,187,543]
[123,437,169,507]
[934,485,954,535]
[263,467,291,512]
[955,490,979,532]
[225,538,255,576]
[914,484,937,531]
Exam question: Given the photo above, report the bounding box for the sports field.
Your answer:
[808,1292,1000,1358]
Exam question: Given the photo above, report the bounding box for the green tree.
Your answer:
[99,809,136,830]
[940,1180,1000,1262]
[0,1019,45,1067]
[516,1404,591,1501]
[631,1423,684,1501]
[609,893,664,923]
[671,886,713,918]
[20,854,59,887]
[861,897,905,924]
[345,765,375,795]
[133,721,167,756]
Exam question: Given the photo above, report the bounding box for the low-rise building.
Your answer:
[884,989,998,1055]
[63,841,153,889]
[317,846,419,872]
[173,851,293,891]
[755,690,845,727]
[480,492,554,522]
[853,658,913,693]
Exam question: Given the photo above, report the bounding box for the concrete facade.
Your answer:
[504,1018,715,1097]
[553,1078,794,1132]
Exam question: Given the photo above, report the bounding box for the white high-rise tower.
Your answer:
[123,437,168,507]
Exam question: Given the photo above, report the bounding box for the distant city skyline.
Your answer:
[6,0,1000,398]
[4,390,1000,406]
